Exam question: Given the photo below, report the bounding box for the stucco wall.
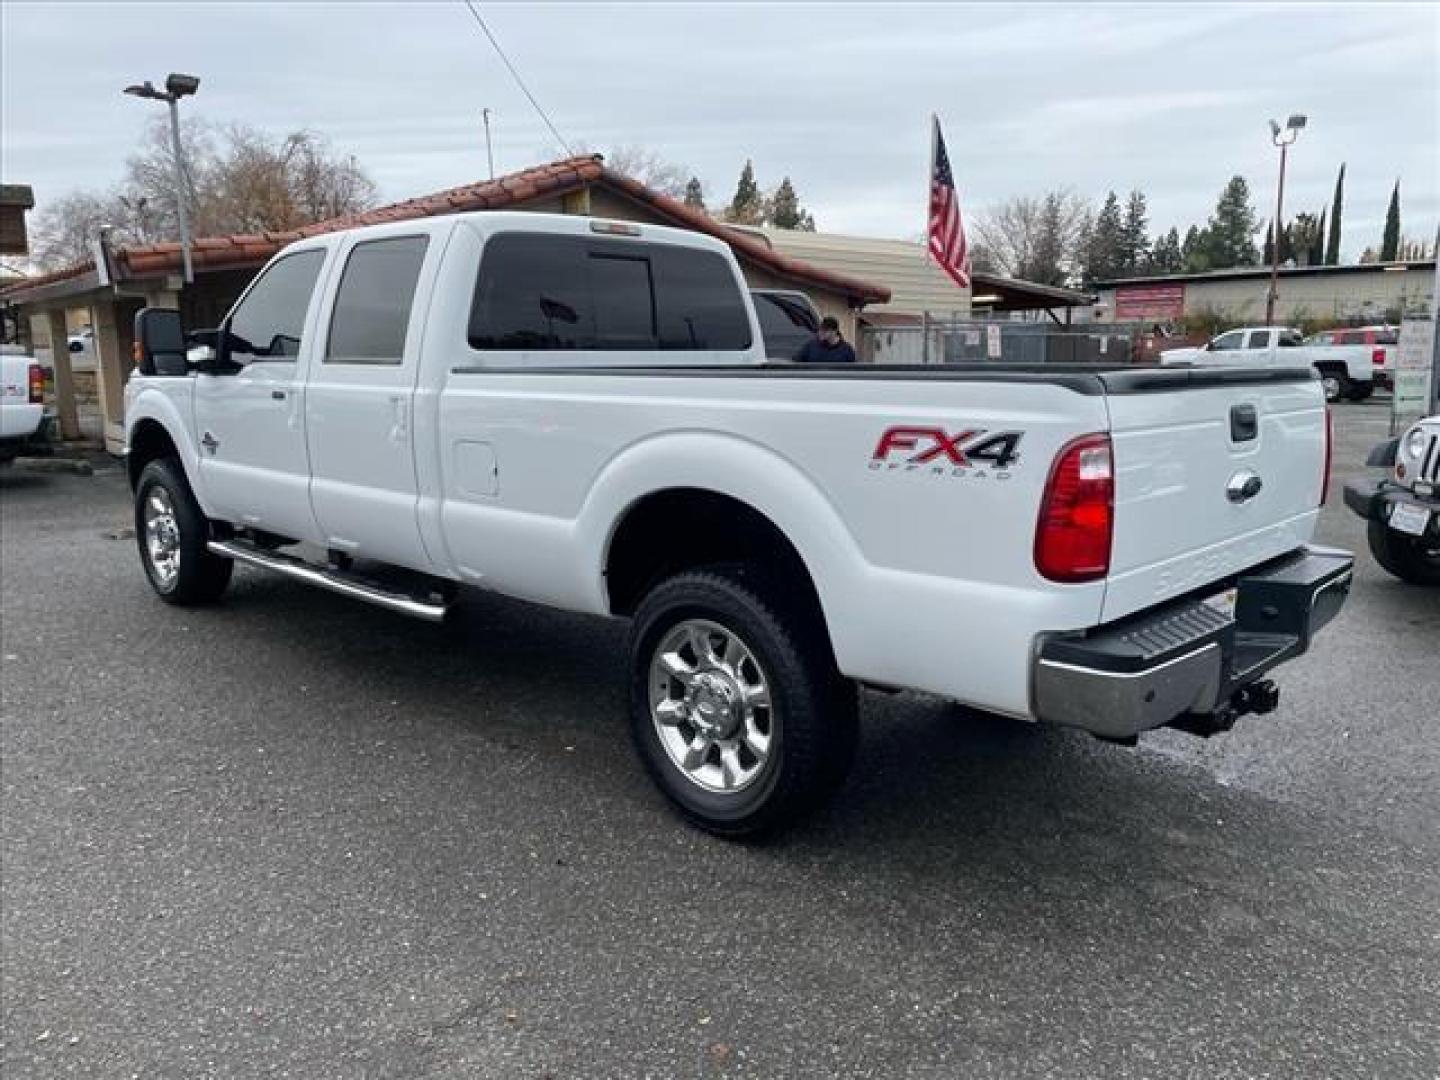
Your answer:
[1097,263,1435,325]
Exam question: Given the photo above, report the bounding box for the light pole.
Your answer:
[124,73,201,284]
[1265,112,1306,326]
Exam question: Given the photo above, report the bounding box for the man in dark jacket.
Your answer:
[793,316,857,363]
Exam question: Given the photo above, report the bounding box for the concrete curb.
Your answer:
[12,456,95,476]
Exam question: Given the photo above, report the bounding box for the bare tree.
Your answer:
[973,191,1090,286]
[602,144,690,198]
[27,119,381,270]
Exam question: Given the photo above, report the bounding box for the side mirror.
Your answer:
[185,326,238,374]
[133,308,188,376]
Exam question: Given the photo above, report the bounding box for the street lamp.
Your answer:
[124,73,201,284]
[1265,112,1307,326]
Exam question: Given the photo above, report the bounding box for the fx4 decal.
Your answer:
[870,426,1024,476]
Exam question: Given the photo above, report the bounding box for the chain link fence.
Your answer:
[862,318,1140,366]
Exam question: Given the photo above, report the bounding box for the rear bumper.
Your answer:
[1032,545,1353,739]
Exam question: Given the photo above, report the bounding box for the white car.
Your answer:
[123,211,1353,835]
[0,350,46,462]
[1161,326,1375,403]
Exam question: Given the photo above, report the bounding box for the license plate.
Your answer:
[1202,587,1238,620]
[1390,502,1431,537]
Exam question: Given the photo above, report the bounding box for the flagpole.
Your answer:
[924,114,938,364]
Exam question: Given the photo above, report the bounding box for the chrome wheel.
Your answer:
[142,485,182,587]
[1322,375,1341,402]
[649,618,774,793]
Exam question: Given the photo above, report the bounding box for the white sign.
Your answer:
[1393,318,1436,426]
[964,330,980,347]
[986,324,1002,359]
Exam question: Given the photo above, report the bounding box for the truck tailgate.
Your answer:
[1100,368,1325,622]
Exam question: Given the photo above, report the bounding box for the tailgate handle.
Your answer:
[1230,403,1258,442]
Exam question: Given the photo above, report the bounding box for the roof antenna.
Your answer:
[482,108,495,180]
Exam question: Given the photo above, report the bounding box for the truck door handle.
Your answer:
[271,390,287,401]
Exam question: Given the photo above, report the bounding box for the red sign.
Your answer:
[1114,283,1185,320]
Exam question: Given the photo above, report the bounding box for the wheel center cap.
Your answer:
[690,672,740,739]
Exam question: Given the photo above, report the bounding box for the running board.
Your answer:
[208,540,449,622]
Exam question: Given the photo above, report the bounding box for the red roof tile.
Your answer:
[1,153,888,306]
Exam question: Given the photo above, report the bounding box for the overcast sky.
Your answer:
[2,2,1436,260]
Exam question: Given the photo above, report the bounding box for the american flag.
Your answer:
[928,118,971,290]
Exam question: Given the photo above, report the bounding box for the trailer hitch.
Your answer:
[1168,679,1280,738]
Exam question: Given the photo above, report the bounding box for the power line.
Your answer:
[460,1,573,158]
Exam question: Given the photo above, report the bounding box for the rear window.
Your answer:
[469,233,752,353]
[1376,329,1399,345]
[753,292,820,359]
[326,236,429,364]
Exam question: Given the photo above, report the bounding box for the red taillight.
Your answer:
[1035,433,1114,583]
[27,363,44,404]
[1372,347,1385,366]
[1320,407,1333,505]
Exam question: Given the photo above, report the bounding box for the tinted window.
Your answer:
[469,234,751,353]
[1243,330,1272,349]
[590,254,655,349]
[326,236,429,364]
[470,234,592,350]
[753,292,820,359]
[1376,329,1399,345]
[653,246,752,350]
[1278,331,1303,347]
[1211,331,1244,350]
[227,250,326,363]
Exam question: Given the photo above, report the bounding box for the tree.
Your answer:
[1181,224,1212,273]
[1150,227,1183,274]
[1262,220,1275,266]
[1312,208,1326,267]
[1325,164,1345,265]
[973,190,1089,285]
[1380,180,1401,261]
[724,160,765,225]
[1119,189,1150,275]
[1204,176,1260,268]
[1079,190,1125,282]
[27,117,379,271]
[1291,211,1323,267]
[603,144,690,198]
[768,176,816,231]
[683,176,705,210]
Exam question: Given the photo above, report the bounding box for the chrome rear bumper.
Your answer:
[1032,545,1353,739]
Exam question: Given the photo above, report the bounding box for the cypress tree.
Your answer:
[1324,164,1344,265]
[1380,181,1400,261]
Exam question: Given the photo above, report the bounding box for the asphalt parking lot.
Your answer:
[2,401,1437,1079]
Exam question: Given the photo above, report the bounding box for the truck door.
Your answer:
[303,233,433,569]
[1197,329,1246,366]
[193,248,328,542]
[1242,328,1281,365]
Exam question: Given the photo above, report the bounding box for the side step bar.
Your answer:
[208,540,449,622]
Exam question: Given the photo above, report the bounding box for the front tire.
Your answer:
[628,566,857,837]
[134,458,233,604]
[1367,519,1440,586]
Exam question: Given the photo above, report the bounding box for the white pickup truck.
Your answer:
[1161,326,1375,403]
[124,212,1353,835]
[1,350,47,462]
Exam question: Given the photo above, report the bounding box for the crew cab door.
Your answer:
[303,231,435,569]
[193,248,328,541]
[1195,329,1247,366]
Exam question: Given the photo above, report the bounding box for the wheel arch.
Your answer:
[125,392,201,498]
[582,431,867,653]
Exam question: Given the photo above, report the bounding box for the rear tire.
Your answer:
[1346,382,1374,402]
[628,565,857,838]
[1367,519,1440,586]
[1320,370,1349,403]
[134,457,233,604]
